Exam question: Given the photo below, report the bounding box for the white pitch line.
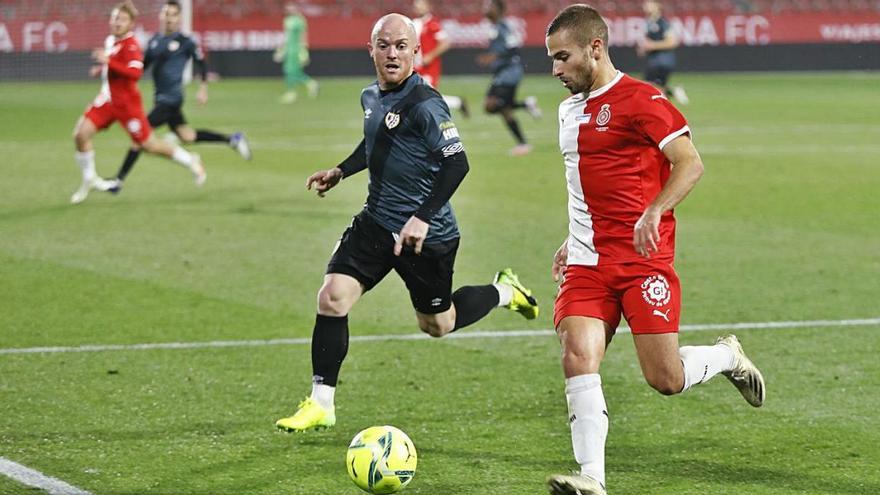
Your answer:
[0,318,878,356]
[0,457,92,495]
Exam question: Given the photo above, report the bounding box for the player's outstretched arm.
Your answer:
[196,82,209,106]
[306,140,368,197]
[633,135,704,258]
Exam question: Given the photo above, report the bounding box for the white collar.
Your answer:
[588,70,624,100]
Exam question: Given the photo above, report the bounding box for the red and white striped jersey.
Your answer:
[94,33,144,108]
[558,71,690,266]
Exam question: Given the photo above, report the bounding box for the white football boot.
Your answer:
[546,474,607,495]
[717,334,765,407]
[190,153,207,187]
[230,132,252,161]
[70,177,114,204]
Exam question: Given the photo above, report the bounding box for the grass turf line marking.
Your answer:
[1,318,878,356]
[0,457,92,495]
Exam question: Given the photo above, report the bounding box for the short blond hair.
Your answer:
[115,0,139,19]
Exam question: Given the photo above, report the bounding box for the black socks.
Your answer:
[116,148,141,180]
[451,285,500,331]
[503,117,526,145]
[195,130,230,143]
[311,314,349,387]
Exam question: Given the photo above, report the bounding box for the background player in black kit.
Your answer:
[637,0,689,104]
[107,0,251,192]
[275,13,539,433]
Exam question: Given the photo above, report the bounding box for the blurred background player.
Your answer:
[637,0,689,104]
[477,0,541,156]
[107,0,251,194]
[274,2,318,104]
[71,1,205,205]
[412,0,470,118]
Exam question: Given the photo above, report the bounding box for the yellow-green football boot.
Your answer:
[275,397,336,432]
[494,268,539,320]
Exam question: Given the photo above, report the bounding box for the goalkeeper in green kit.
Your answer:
[274,2,318,103]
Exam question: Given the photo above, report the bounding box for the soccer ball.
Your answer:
[346,425,417,494]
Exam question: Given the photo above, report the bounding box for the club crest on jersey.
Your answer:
[168,40,180,51]
[385,112,401,129]
[641,274,671,307]
[126,118,142,136]
[596,104,612,126]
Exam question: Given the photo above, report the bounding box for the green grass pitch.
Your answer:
[1,72,879,494]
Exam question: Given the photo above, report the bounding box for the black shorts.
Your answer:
[147,102,187,130]
[327,210,460,314]
[486,84,518,109]
[645,65,672,89]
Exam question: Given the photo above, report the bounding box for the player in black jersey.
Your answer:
[275,13,540,433]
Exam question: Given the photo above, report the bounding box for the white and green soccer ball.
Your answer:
[346,425,417,494]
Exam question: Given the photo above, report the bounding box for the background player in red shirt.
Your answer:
[543,6,765,495]
[412,0,469,117]
[70,1,206,204]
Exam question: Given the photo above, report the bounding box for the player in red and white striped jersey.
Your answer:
[70,1,206,204]
[543,6,766,495]
[412,0,469,117]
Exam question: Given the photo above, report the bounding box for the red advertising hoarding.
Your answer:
[1,12,878,53]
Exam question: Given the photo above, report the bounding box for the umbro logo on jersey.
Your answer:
[385,112,401,129]
[441,142,464,157]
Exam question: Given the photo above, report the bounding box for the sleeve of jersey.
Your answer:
[143,43,154,70]
[417,98,464,160]
[108,44,144,80]
[191,40,209,81]
[631,93,690,150]
[413,99,469,222]
[338,139,367,178]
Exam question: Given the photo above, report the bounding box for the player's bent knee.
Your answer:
[645,373,683,396]
[73,128,90,146]
[561,346,601,373]
[176,129,196,143]
[417,316,454,338]
[317,288,355,317]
